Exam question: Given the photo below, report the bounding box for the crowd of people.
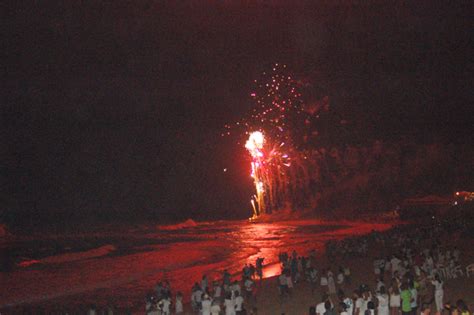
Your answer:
[138,216,471,315]
[4,210,472,314]
[144,265,260,315]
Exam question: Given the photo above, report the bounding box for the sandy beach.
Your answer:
[248,229,474,315]
[2,216,473,315]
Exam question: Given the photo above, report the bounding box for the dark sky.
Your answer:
[2,2,473,225]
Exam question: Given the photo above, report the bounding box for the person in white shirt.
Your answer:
[213,281,222,302]
[391,255,401,276]
[355,290,370,315]
[376,286,389,315]
[210,300,221,315]
[431,274,444,313]
[316,294,329,315]
[201,294,212,315]
[158,295,171,315]
[230,280,241,299]
[224,292,236,315]
[389,282,401,315]
[234,291,244,315]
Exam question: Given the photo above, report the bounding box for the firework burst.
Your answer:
[225,63,318,218]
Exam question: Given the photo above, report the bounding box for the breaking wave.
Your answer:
[158,219,199,231]
[18,244,116,267]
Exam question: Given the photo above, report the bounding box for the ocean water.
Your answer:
[0,219,393,312]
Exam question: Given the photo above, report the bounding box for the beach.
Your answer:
[1,215,473,314]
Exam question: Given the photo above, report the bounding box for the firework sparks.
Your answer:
[227,63,322,218]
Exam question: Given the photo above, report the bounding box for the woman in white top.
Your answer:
[389,283,401,315]
[431,274,444,313]
[224,292,236,315]
[376,286,390,315]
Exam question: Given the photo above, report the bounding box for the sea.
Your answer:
[0,218,394,313]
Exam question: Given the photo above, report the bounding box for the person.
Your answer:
[201,294,212,315]
[223,270,232,291]
[231,280,242,299]
[389,283,401,315]
[366,301,375,315]
[344,267,352,285]
[309,267,318,294]
[191,284,203,311]
[400,283,412,315]
[224,292,236,315]
[213,281,222,303]
[211,300,222,315]
[338,290,354,315]
[337,267,345,286]
[376,286,389,315]
[175,292,184,314]
[285,268,294,293]
[375,277,385,293]
[278,271,289,298]
[316,294,329,315]
[339,302,349,315]
[145,295,158,315]
[354,290,364,315]
[431,274,444,314]
[420,304,431,315]
[417,271,431,307]
[201,275,209,293]
[391,255,402,277]
[324,300,336,315]
[244,276,254,302]
[409,280,418,315]
[235,291,244,315]
[455,299,470,315]
[158,294,171,315]
[256,258,264,281]
[87,304,97,315]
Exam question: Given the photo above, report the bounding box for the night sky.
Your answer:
[2,2,473,226]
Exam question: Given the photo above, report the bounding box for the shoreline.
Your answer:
[2,216,473,314]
